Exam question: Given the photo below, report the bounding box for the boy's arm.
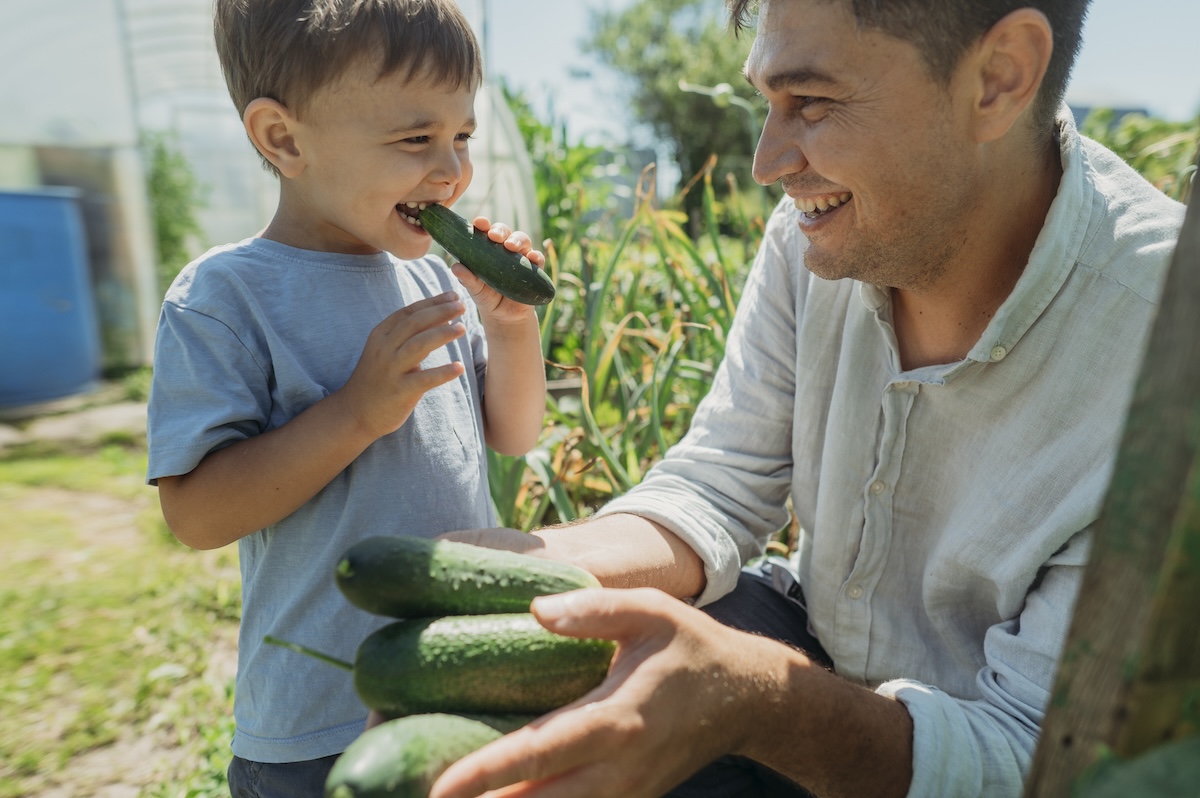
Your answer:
[477,311,546,456]
[159,293,468,550]
[158,391,377,549]
[454,217,547,456]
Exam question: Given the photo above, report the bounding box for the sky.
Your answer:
[483,0,1200,146]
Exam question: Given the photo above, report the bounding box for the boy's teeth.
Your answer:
[398,202,425,226]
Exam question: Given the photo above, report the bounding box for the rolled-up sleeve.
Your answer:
[878,530,1090,798]
[600,208,804,606]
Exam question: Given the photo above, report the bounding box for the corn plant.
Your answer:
[489,157,769,530]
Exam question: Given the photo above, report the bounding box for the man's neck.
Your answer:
[891,134,1063,371]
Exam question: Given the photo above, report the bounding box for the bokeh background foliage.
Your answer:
[1,26,1195,788]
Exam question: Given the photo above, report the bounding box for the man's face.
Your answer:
[746,0,982,290]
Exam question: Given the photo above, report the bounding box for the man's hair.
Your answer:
[215,0,482,169]
[727,0,1090,131]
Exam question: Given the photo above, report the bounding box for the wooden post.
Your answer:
[1024,178,1200,794]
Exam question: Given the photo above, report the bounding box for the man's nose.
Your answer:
[752,114,807,187]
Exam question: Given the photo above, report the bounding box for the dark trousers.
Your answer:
[665,559,829,798]
[227,753,339,798]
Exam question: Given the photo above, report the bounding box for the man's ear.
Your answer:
[969,8,1054,143]
[243,98,305,178]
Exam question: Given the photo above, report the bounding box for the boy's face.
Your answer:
[271,57,477,259]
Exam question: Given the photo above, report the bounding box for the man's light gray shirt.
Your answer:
[601,115,1184,796]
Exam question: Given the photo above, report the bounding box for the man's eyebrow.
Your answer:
[745,67,841,93]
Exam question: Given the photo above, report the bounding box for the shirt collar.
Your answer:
[965,109,1093,363]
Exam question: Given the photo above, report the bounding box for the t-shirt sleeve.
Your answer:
[145,301,272,483]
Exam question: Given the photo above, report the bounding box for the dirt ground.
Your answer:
[4,400,239,798]
[31,487,238,798]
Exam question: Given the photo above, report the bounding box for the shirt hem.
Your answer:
[231,717,366,764]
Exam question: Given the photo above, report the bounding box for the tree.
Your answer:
[586,0,757,196]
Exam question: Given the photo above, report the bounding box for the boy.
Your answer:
[144,1,547,795]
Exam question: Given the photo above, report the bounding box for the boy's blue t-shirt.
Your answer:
[145,237,495,762]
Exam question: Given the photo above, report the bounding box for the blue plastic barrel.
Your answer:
[0,187,102,408]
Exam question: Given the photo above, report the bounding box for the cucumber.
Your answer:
[354,613,615,717]
[418,203,555,305]
[335,535,600,619]
[325,713,529,798]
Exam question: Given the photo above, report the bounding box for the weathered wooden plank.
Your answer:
[1024,175,1200,796]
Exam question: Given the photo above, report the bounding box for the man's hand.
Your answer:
[428,587,782,798]
[439,515,706,598]
[438,527,549,554]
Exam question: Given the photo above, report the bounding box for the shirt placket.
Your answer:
[833,378,918,681]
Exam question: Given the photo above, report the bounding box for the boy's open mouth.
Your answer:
[397,201,430,227]
[795,192,852,220]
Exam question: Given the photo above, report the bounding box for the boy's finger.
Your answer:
[503,231,533,252]
[487,222,513,242]
[376,296,464,336]
[395,322,466,366]
[406,290,461,309]
[393,361,468,399]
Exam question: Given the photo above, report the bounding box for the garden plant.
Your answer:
[0,106,1193,797]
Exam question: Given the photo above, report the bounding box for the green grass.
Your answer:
[0,442,239,798]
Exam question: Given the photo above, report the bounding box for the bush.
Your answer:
[1082,109,1198,203]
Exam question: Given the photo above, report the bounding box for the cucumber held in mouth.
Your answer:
[417,204,556,306]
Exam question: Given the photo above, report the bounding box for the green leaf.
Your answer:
[1074,737,1200,798]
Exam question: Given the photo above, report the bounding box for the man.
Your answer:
[426,1,1185,796]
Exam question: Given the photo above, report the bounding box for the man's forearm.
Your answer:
[535,513,707,599]
[736,634,914,798]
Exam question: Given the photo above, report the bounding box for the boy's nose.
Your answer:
[431,148,466,184]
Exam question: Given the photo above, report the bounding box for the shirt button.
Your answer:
[870,480,886,495]
[847,585,864,600]
[990,345,1008,362]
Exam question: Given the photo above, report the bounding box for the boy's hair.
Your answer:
[726,0,1090,133]
[214,0,483,172]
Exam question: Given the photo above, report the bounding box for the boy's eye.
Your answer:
[455,132,475,143]
[405,135,431,145]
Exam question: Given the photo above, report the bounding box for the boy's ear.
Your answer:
[243,98,305,178]
[968,7,1054,143]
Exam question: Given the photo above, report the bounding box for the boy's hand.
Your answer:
[337,292,467,440]
[449,216,546,324]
